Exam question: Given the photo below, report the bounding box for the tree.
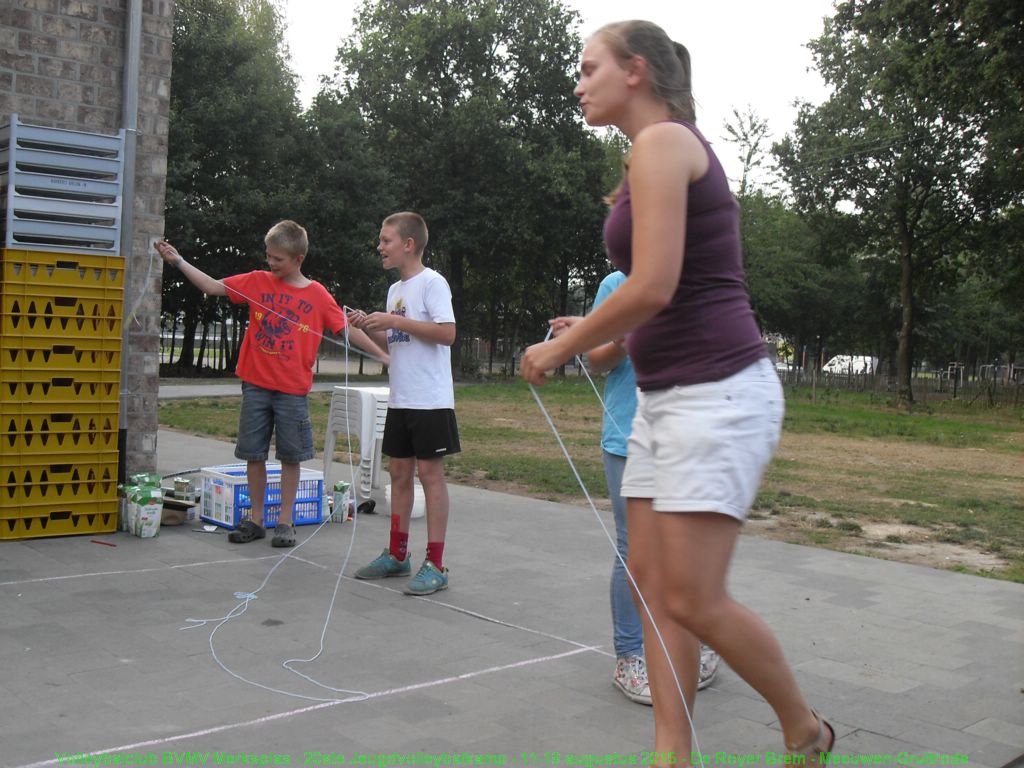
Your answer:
[723,109,866,366]
[163,0,304,372]
[331,0,609,377]
[775,0,1022,406]
[297,92,396,314]
[723,106,775,198]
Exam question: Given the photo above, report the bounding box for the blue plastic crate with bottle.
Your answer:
[199,462,324,529]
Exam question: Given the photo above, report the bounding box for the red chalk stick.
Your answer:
[91,539,117,547]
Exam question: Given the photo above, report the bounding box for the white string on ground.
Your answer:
[179,310,373,702]
[11,646,597,768]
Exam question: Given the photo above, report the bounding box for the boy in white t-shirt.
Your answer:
[346,212,460,595]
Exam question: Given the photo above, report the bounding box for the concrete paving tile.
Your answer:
[881,682,1022,735]
[793,657,920,693]
[685,716,785,757]
[707,690,778,726]
[863,659,977,689]
[334,709,434,746]
[896,720,1023,764]
[1,425,1021,767]
[964,718,1024,748]
[814,700,922,743]
[68,659,148,691]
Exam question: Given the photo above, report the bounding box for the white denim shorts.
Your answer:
[621,357,784,522]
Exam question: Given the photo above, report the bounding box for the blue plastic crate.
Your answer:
[199,462,324,529]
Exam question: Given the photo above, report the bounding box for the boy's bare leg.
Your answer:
[416,457,449,544]
[278,461,299,527]
[389,457,416,534]
[246,460,267,527]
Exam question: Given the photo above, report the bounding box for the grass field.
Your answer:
[158,377,1024,582]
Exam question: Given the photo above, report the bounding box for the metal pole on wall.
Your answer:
[118,0,143,484]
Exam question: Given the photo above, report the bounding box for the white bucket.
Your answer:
[384,482,426,519]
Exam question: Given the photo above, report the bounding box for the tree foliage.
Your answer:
[332,0,612,375]
[295,91,395,312]
[163,0,303,370]
[161,0,1020,388]
[775,0,1023,405]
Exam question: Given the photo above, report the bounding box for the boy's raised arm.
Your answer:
[156,240,227,297]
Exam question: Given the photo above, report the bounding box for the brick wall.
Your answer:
[0,0,175,477]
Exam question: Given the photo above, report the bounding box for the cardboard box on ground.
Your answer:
[119,473,197,536]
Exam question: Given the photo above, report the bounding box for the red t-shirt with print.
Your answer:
[222,270,347,396]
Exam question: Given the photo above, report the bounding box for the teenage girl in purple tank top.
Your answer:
[521,20,834,762]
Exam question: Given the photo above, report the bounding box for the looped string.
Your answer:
[178,286,374,702]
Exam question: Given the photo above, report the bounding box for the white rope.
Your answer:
[172,276,705,758]
[180,308,372,702]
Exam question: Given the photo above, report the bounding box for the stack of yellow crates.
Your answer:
[0,115,126,539]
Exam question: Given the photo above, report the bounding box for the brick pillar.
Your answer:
[0,0,174,477]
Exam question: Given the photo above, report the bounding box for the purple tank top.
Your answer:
[603,121,766,391]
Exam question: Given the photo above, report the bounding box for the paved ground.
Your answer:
[0,384,1021,767]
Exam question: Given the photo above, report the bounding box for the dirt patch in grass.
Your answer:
[745,514,1008,572]
[741,432,1021,574]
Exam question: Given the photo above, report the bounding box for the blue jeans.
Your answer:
[604,450,643,658]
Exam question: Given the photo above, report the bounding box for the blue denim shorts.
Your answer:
[235,382,315,463]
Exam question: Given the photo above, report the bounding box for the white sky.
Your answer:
[282,0,836,184]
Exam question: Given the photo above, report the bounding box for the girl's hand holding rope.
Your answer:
[549,315,582,338]
[522,315,585,384]
[522,334,573,385]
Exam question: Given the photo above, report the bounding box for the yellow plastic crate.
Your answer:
[0,455,119,506]
[1,289,122,338]
[0,503,118,540]
[0,334,121,371]
[0,248,124,289]
[0,370,119,405]
[0,401,119,457]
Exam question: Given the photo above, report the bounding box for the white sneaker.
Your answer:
[698,644,720,690]
[614,655,652,705]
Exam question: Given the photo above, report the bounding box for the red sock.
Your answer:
[426,541,445,570]
[389,515,408,561]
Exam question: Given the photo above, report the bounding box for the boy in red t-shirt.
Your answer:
[156,220,388,547]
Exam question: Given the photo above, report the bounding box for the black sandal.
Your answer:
[271,523,296,548]
[228,519,266,544]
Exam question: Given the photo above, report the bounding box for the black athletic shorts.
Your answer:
[382,408,461,460]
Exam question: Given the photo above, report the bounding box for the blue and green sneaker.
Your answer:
[354,549,411,579]
[403,559,449,595]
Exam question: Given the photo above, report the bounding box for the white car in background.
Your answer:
[822,355,877,374]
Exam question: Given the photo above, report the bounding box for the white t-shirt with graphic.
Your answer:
[385,267,456,409]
